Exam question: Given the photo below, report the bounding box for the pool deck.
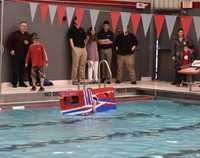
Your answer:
[1,80,200,108]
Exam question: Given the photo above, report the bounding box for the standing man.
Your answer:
[98,20,114,84]
[7,21,32,88]
[68,16,87,85]
[171,28,193,86]
[114,27,138,84]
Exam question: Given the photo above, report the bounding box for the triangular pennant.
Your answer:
[110,12,120,33]
[89,9,100,28]
[66,7,75,27]
[75,8,85,27]
[165,15,177,39]
[40,4,49,23]
[57,6,66,26]
[180,16,193,38]
[121,12,130,32]
[131,13,141,35]
[29,2,38,23]
[141,14,152,37]
[49,5,57,25]
[193,16,200,41]
[154,14,165,38]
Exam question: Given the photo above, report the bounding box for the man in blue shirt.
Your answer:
[98,21,114,84]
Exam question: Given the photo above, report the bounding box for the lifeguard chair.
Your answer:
[178,60,200,91]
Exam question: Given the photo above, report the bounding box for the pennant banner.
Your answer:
[131,13,141,35]
[110,12,120,33]
[180,16,193,38]
[75,8,85,27]
[49,5,57,25]
[154,15,165,38]
[193,16,200,41]
[57,6,66,26]
[89,9,100,28]
[66,7,75,27]
[121,12,130,32]
[30,2,38,23]
[141,14,152,37]
[40,4,49,23]
[165,15,177,39]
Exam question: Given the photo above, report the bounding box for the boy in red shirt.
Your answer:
[25,33,48,91]
[176,44,194,86]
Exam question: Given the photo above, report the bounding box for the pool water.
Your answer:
[0,99,200,158]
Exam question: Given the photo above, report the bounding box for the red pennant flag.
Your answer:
[131,13,141,35]
[57,6,66,26]
[110,12,120,33]
[180,16,193,38]
[75,8,85,27]
[40,4,48,23]
[154,15,165,38]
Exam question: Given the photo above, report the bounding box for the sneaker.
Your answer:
[19,83,28,87]
[171,81,177,85]
[100,78,106,83]
[131,81,137,84]
[182,83,188,87]
[38,86,45,92]
[30,86,36,91]
[12,85,17,88]
[72,81,78,85]
[115,80,121,84]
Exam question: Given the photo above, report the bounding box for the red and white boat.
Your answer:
[59,87,116,115]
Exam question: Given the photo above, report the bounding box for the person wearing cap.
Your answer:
[171,28,193,86]
[6,21,32,88]
[114,26,138,84]
[98,20,114,84]
[25,33,48,91]
[68,16,87,85]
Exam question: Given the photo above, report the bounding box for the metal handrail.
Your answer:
[98,60,112,88]
[77,60,95,90]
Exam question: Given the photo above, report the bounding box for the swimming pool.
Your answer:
[0,99,200,158]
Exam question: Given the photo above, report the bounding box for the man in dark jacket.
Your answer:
[114,26,138,84]
[7,21,32,88]
[171,28,193,86]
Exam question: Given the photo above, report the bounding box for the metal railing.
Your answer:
[77,60,95,90]
[98,60,112,88]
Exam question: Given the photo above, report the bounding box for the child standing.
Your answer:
[176,44,194,86]
[25,33,48,91]
[86,27,99,84]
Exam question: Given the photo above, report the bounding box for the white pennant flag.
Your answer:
[66,7,75,27]
[89,9,100,28]
[121,12,130,33]
[193,16,200,41]
[49,5,57,25]
[29,2,38,23]
[141,14,152,37]
[165,15,177,39]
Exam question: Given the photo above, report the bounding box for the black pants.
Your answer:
[11,54,26,86]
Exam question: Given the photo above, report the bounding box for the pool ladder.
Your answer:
[77,60,112,90]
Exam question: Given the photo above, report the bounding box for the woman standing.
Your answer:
[86,27,99,83]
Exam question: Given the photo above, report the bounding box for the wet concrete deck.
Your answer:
[1,80,200,107]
